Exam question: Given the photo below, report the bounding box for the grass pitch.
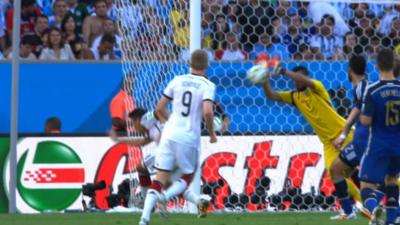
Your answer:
[0,212,369,225]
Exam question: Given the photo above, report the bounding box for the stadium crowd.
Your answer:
[0,0,400,61]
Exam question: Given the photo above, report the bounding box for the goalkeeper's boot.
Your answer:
[369,206,385,225]
[330,210,357,220]
[138,219,148,225]
[197,199,210,218]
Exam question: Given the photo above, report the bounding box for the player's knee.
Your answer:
[329,160,342,178]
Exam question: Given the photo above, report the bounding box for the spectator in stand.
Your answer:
[237,0,274,52]
[215,32,246,61]
[222,1,241,34]
[85,33,115,60]
[333,32,363,60]
[104,0,117,21]
[170,0,189,59]
[300,43,322,61]
[310,14,343,60]
[366,35,382,60]
[308,2,349,37]
[381,17,400,49]
[330,2,352,22]
[61,14,85,59]
[40,28,50,48]
[49,0,68,28]
[66,0,89,34]
[31,14,48,57]
[6,35,37,59]
[210,14,230,50]
[348,3,369,30]
[201,12,214,49]
[249,32,290,61]
[0,1,6,52]
[282,25,309,57]
[44,117,61,134]
[39,27,75,60]
[91,18,121,58]
[270,16,287,42]
[349,4,378,53]
[110,77,136,132]
[36,0,54,16]
[6,0,41,40]
[379,4,399,36]
[119,0,142,39]
[82,0,108,47]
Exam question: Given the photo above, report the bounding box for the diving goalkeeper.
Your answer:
[261,66,361,206]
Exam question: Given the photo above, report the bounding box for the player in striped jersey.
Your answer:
[330,55,372,220]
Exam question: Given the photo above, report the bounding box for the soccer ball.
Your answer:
[213,117,224,132]
[246,64,268,84]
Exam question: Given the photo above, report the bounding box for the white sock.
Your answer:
[140,189,159,222]
[163,179,187,201]
[141,187,148,199]
[183,189,201,205]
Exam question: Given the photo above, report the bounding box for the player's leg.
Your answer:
[137,161,152,196]
[139,141,174,225]
[324,143,361,203]
[161,142,197,200]
[383,157,400,225]
[329,143,358,219]
[359,153,388,225]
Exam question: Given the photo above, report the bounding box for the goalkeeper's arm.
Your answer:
[262,78,284,102]
[333,107,360,150]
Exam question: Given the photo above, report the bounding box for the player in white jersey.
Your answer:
[110,107,210,217]
[139,50,217,225]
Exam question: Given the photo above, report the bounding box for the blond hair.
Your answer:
[190,49,209,71]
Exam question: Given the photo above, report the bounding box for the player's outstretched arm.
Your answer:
[155,96,170,123]
[262,79,284,102]
[203,100,217,143]
[282,69,315,89]
[333,107,360,150]
[109,129,152,146]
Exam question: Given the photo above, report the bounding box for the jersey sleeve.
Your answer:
[162,78,175,100]
[203,83,216,102]
[361,90,374,117]
[140,111,157,130]
[310,80,331,102]
[110,97,124,119]
[353,84,363,110]
[276,91,294,104]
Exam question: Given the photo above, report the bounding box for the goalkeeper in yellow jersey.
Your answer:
[261,65,361,212]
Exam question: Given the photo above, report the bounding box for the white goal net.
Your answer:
[115,0,399,212]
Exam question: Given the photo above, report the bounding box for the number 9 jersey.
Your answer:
[161,74,216,147]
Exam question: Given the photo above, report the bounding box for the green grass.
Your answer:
[0,212,369,225]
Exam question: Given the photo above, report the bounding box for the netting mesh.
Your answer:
[115,0,397,212]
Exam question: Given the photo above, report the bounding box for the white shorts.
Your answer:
[142,153,156,175]
[154,139,199,174]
